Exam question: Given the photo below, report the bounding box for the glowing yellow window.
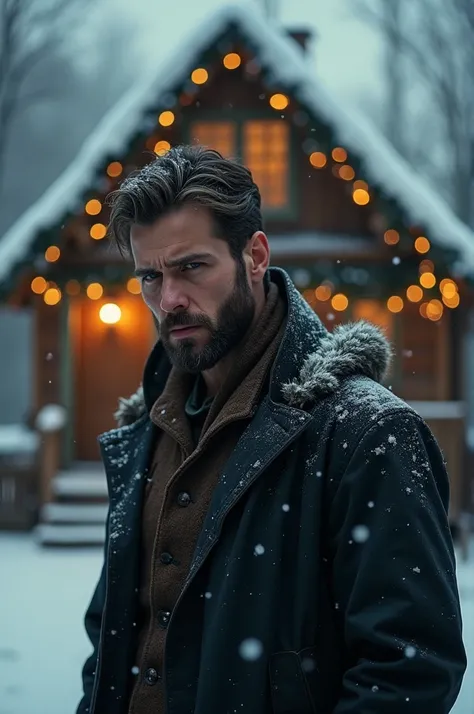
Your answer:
[190,121,236,158]
[243,120,289,209]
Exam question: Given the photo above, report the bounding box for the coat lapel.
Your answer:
[98,417,156,547]
[188,396,312,579]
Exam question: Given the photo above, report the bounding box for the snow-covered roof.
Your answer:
[1,1,474,287]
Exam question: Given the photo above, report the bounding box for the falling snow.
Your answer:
[282,504,290,512]
[254,544,265,556]
[352,525,370,543]
[238,638,263,661]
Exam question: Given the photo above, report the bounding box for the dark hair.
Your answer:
[106,145,263,260]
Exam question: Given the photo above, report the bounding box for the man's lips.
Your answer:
[169,325,201,337]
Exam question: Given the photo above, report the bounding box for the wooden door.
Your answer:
[71,293,155,460]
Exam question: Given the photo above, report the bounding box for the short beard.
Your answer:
[160,259,256,373]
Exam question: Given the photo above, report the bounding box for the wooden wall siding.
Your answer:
[70,293,155,461]
[34,297,62,412]
[399,305,451,401]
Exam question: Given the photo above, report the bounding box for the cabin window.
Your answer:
[242,120,290,210]
[189,121,237,160]
[188,118,292,215]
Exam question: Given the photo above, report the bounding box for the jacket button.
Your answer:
[144,667,159,686]
[160,552,174,565]
[177,491,191,507]
[157,610,171,628]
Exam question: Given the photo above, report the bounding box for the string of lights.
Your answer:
[28,49,462,325]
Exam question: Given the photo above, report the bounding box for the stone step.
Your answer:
[36,523,105,546]
[41,502,108,524]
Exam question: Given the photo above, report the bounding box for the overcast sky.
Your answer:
[111,0,385,112]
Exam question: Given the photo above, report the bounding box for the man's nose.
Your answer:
[159,277,189,314]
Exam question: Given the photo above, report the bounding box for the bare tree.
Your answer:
[354,0,474,224]
[0,0,93,185]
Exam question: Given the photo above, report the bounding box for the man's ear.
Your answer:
[246,231,270,283]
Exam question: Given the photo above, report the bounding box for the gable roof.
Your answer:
[1,1,474,292]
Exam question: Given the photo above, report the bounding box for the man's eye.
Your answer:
[142,273,160,284]
[181,262,202,272]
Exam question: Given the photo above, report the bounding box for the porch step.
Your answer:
[38,462,108,546]
[36,523,105,546]
[52,470,108,499]
[40,502,108,524]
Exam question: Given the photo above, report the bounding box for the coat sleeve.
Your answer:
[327,410,466,713]
[75,526,108,714]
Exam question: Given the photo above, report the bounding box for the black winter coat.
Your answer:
[77,268,466,714]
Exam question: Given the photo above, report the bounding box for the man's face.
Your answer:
[130,205,256,373]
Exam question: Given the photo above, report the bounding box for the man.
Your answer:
[77,146,466,714]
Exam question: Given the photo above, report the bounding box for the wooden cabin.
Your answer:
[0,4,473,545]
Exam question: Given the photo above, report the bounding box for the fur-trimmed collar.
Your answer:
[114,320,391,427]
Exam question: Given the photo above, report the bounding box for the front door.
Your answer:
[71,293,155,460]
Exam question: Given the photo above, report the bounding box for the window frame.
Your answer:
[184,109,298,220]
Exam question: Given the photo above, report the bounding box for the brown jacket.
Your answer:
[128,284,286,713]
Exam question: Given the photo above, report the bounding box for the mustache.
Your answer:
[162,312,213,332]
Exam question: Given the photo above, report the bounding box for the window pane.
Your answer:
[190,121,236,158]
[243,120,289,208]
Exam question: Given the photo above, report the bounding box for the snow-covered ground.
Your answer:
[0,533,473,714]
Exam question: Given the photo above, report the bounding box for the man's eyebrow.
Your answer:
[165,252,214,268]
[134,253,214,277]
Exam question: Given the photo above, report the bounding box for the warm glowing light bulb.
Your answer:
[191,68,208,84]
[331,293,348,311]
[415,236,430,254]
[44,288,61,306]
[223,53,241,69]
[387,296,404,313]
[315,285,332,301]
[309,152,327,168]
[440,279,457,299]
[127,277,141,295]
[419,259,434,274]
[45,245,60,262]
[269,93,289,110]
[154,140,171,156]
[406,285,423,303]
[86,282,103,300]
[107,162,123,178]
[338,164,355,181]
[99,303,122,324]
[158,111,175,127]
[419,272,436,289]
[85,199,102,215]
[384,230,400,246]
[90,223,107,240]
[353,188,370,205]
[442,292,460,308]
[31,276,47,294]
[426,299,443,321]
[332,147,347,162]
